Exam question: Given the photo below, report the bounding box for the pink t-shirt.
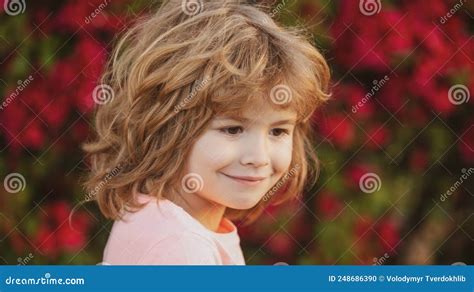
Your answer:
[102,194,246,265]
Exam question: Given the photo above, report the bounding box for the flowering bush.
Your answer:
[0,0,472,265]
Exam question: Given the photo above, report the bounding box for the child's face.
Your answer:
[184,105,296,210]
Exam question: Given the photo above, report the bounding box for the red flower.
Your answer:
[72,121,90,142]
[376,219,399,252]
[9,232,27,255]
[423,86,456,116]
[75,37,106,75]
[57,212,91,252]
[459,121,474,163]
[365,124,390,149]
[354,216,373,240]
[50,60,80,91]
[409,148,429,172]
[267,232,294,257]
[55,0,124,33]
[21,121,46,150]
[35,225,58,258]
[2,112,30,150]
[331,3,413,72]
[76,79,98,113]
[316,191,343,220]
[288,212,313,241]
[33,201,93,256]
[49,201,72,222]
[319,114,355,149]
[381,12,413,55]
[40,96,69,131]
[379,77,408,113]
[344,164,374,190]
[335,84,375,119]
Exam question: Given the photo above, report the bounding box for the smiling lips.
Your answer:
[222,173,267,186]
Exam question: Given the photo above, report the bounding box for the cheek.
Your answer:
[187,132,235,172]
[271,139,293,174]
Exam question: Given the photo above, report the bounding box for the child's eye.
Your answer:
[219,126,244,135]
[270,128,290,137]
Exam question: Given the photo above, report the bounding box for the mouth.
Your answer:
[221,173,267,186]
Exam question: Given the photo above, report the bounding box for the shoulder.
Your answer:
[108,196,222,264]
[137,231,222,265]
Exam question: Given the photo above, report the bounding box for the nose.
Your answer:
[239,132,270,168]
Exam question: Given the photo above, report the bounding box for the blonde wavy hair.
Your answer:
[82,0,330,226]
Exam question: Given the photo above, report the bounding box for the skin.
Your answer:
[173,104,296,232]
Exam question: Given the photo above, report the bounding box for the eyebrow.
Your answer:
[270,119,297,126]
[215,116,296,126]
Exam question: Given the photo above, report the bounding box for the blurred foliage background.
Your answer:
[0,0,473,265]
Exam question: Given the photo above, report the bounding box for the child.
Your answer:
[82,0,330,265]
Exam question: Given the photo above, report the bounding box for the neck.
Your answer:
[168,191,226,232]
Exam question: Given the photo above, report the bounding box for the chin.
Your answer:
[226,195,262,210]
